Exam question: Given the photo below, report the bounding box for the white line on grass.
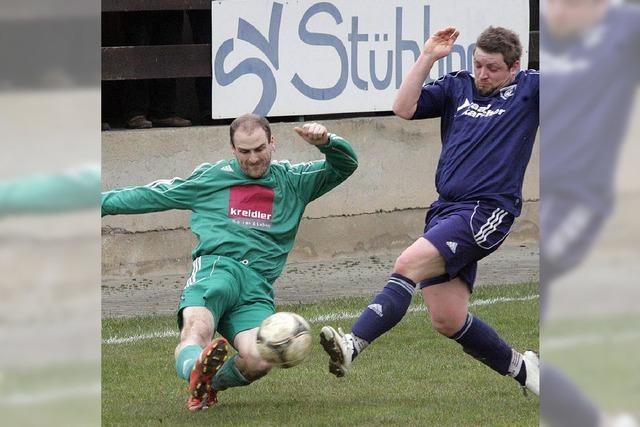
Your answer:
[310,294,538,323]
[103,294,538,345]
[0,383,101,406]
[544,330,640,350]
[103,328,178,345]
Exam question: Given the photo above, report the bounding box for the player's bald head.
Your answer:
[230,114,272,147]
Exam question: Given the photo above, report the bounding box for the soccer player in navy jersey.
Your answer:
[540,0,640,425]
[320,26,540,395]
[541,0,640,289]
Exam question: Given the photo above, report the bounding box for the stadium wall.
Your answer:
[102,116,538,276]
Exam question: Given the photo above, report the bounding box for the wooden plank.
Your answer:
[102,0,211,12]
[101,32,539,80]
[102,44,211,80]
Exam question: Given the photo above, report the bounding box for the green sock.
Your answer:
[211,354,250,391]
[175,344,202,381]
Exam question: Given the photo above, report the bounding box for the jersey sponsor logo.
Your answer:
[456,98,471,111]
[499,84,517,100]
[228,185,275,229]
[457,98,506,118]
[540,49,590,75]
[446,241,458,254]
[229,207,272,219]
[221,164,234,172]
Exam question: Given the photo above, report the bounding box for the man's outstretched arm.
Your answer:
[393,27,459,119]
[290,123,358,203]
[0,165,100,218]
[102,163,212,216]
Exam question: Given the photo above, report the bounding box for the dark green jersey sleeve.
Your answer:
[101,162,216,217]
[0,165,100,218]
[290,133,358,203]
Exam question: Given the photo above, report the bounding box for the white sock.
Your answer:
[348,333,369,357]
[508,349,524,377]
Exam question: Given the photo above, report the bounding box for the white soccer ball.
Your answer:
[256,312,312,368]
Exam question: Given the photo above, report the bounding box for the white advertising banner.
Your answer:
[211,0,530,118]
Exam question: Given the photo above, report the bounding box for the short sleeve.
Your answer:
[412,76,448,120]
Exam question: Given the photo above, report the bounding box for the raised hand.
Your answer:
[294,123,329,146]
[423,27,460,61]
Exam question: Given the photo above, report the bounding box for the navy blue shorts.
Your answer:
[419,200,515,291]
[540,194,604,283]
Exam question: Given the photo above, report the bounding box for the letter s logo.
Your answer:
[291,2,348,100]
[214,2,283,116]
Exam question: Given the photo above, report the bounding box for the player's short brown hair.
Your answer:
[475,26,522,68]
[229,114,271,147]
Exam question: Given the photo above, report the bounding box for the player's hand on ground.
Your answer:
[423,27,460,60]
[294,123,329,146]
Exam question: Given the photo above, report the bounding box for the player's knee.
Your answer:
[430,311,466,337]
[394,252,421,277]
[393,246,439,278]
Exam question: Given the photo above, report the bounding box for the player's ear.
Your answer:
[269,135,276,152]
[231,139,241,156]
[511,59,521,75]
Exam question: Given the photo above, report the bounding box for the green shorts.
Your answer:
[177,255,275,344]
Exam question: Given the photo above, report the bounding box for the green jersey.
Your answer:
[102,134,358,283]
[0,165,100,217]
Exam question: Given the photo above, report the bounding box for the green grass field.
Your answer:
[0,363,100,427]
[543,314,640,416]
[102,282,539,426]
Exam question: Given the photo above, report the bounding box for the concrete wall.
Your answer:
[102,116,538,276]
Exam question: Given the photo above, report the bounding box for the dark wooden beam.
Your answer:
[102,0,211,12]
[102,44,211,80]
[530,0,539,31]
[528,30,539,69]
[101,33,539,80]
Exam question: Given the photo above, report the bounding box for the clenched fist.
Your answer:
[294,123,329,146]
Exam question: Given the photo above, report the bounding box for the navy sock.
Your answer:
[514,361,527,386]
[541,365,601,427]
[351,273,415,346]
[451,313,517,377]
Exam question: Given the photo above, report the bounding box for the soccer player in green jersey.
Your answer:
[0,165,99,217]
[102,114,358,411]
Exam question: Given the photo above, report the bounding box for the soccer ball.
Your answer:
[256,312,312,368]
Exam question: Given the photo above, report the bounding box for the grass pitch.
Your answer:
[102,282,539,426]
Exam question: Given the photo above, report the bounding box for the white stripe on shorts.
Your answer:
[474,207,503,239]
[185,257,201,288]
[209,256,221,277]
[475,210,508,244]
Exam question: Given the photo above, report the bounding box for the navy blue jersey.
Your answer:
[540,4,640,214]
[413,69,539,216]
